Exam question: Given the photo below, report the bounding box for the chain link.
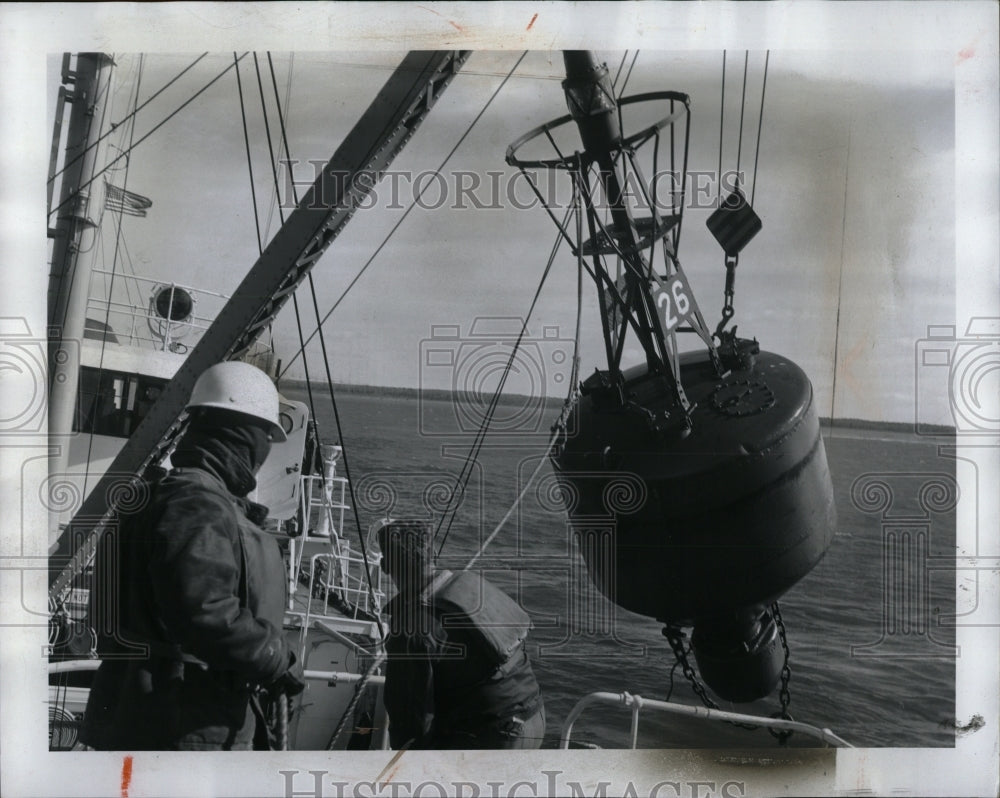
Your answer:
[662,626,761,733]
[662,603,795,744]
[714,254,739,339]
[767,601,794,744]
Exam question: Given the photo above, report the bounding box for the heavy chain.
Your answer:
[768,600,794,744]
[661,626,760,733]
[662,602,795,744]
[714,254,739,340]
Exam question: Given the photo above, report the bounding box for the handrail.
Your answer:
[303,669,385,686]
[49,659,101,674]
[48,660,384,687]
[559,691,853,749]
[90,268,232,300]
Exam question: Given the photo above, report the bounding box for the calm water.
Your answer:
[284,386,956,749]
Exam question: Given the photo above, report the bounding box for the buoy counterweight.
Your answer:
[554,347,835,701]
[555,348,836,620]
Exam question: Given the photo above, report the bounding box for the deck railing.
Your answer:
[560,691,853,749]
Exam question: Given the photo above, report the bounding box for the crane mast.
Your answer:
[49,50,471,604]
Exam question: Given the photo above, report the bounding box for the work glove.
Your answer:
[270,650,306,697]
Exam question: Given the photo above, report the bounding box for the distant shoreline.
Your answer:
[277,378,956,435]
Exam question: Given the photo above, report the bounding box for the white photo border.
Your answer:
[1,2,997,797]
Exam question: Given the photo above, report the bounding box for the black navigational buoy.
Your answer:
[553,345,836,702]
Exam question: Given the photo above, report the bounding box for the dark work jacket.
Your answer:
[81,446,289,750]
[383,571,541,749]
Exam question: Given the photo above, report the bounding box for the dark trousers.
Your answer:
[434,702,546,749]
[83,658,257,751]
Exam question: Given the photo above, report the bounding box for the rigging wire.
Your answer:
[259,51,318,417]
[718,49,769,202]
[264,52,295,354]
[261,53,295,245]
[736,51,749,189]
[239,53,292,387]
[50,54,251,219]
[264,51,384,634]
[85,54,143,446]
[234,54,266,253]
[751,50,770,207]
[611,51,629,91]
[277,50,530,380]
[48,52,209,196]
[463,189,584,570]
[235,51,322,452]
[435,202,571,556]
[115,232,141,313]
[619,50,640,96]
[245,52,322,432]
[718,51,726,205]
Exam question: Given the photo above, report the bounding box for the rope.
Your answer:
[278,50,529,381]
[50,54,251,219]
[327,652,387,749]
[276,693,289,750]
[247,52,321,414]
[461,426,561,572]
[235,52,320,424]
[462,220,584,571]
[434,208,568,556]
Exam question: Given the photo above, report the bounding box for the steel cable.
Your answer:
[277,51,529,380]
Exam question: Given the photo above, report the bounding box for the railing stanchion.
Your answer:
[559,691,852,749]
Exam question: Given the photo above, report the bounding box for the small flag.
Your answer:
[104,180,152,217]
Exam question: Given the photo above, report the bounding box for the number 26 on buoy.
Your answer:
[653,275,692,332]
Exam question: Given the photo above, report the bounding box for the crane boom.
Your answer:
[49,50,471,602]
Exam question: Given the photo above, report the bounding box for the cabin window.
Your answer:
[75,367,168,438]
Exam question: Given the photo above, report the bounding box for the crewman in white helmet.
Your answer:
[81,361,304,750]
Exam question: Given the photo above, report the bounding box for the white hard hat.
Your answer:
[187,361,287,441]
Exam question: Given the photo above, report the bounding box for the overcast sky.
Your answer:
[28,9,994,430]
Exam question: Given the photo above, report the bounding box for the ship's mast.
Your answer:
[47,53,116,463]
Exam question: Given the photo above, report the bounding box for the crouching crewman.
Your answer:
[376,519,545,749]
